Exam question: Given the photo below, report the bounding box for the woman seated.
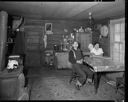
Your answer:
[90,43,104,57]
[69,41,94,90]
[88,43,94,53]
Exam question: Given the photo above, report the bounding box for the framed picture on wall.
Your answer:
[45,23,53,34]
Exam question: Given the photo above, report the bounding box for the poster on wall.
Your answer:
[45,23,53,34]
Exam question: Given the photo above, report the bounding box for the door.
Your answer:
[24,25,44,67]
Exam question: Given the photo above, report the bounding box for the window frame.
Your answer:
[109,18,125,64]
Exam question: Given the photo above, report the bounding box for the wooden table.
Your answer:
[84,56,125,94]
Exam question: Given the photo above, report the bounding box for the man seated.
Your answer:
[90,43,104,57]
[69,41,94,90]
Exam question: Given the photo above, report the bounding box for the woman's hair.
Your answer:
[94,42,99,45]
[72,41,81,48]
[94,42,101,47]
[88,43,93,49]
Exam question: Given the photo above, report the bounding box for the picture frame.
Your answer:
[45,23,52,32]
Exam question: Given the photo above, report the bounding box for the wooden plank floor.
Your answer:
[26,66,124,101]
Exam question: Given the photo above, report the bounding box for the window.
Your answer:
[110,18,125,64]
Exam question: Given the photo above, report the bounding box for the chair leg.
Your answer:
[69,70,75,84]
[82,76,87,86]
[69,75,77,84]
[116,83,119,93]
[92,74,94,83]
[69,76,74,84]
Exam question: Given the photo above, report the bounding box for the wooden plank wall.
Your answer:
[23,18,113,66]
[23,19,88,67]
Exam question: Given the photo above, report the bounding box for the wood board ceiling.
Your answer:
[0,0,125,20]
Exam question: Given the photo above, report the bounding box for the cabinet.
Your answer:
[55,52,72,69]
[76,32,92,52]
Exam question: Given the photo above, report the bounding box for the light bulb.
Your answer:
[89,12,92,20]
[16,28,19,31]
[89,12,92,16]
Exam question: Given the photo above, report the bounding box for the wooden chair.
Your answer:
[116,73,125,95]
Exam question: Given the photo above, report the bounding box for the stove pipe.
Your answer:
[0,11,8,71]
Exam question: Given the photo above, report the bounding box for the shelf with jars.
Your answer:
[61,33,74,52]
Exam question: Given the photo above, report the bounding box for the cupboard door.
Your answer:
[86,34,92,51]
[76,33,92,52]
[80,34,87,51]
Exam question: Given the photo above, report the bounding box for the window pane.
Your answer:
[120,33,124,42]
[120,44,124,54]
[115,33,120,41]
[121,55,124,64]
[124,43,125,54]
[114,43,120,51]
[120,44,122,50]
[121,23,125,33]
[120,54,123,62]
[123,56,125,64]
[115,24,120,33]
